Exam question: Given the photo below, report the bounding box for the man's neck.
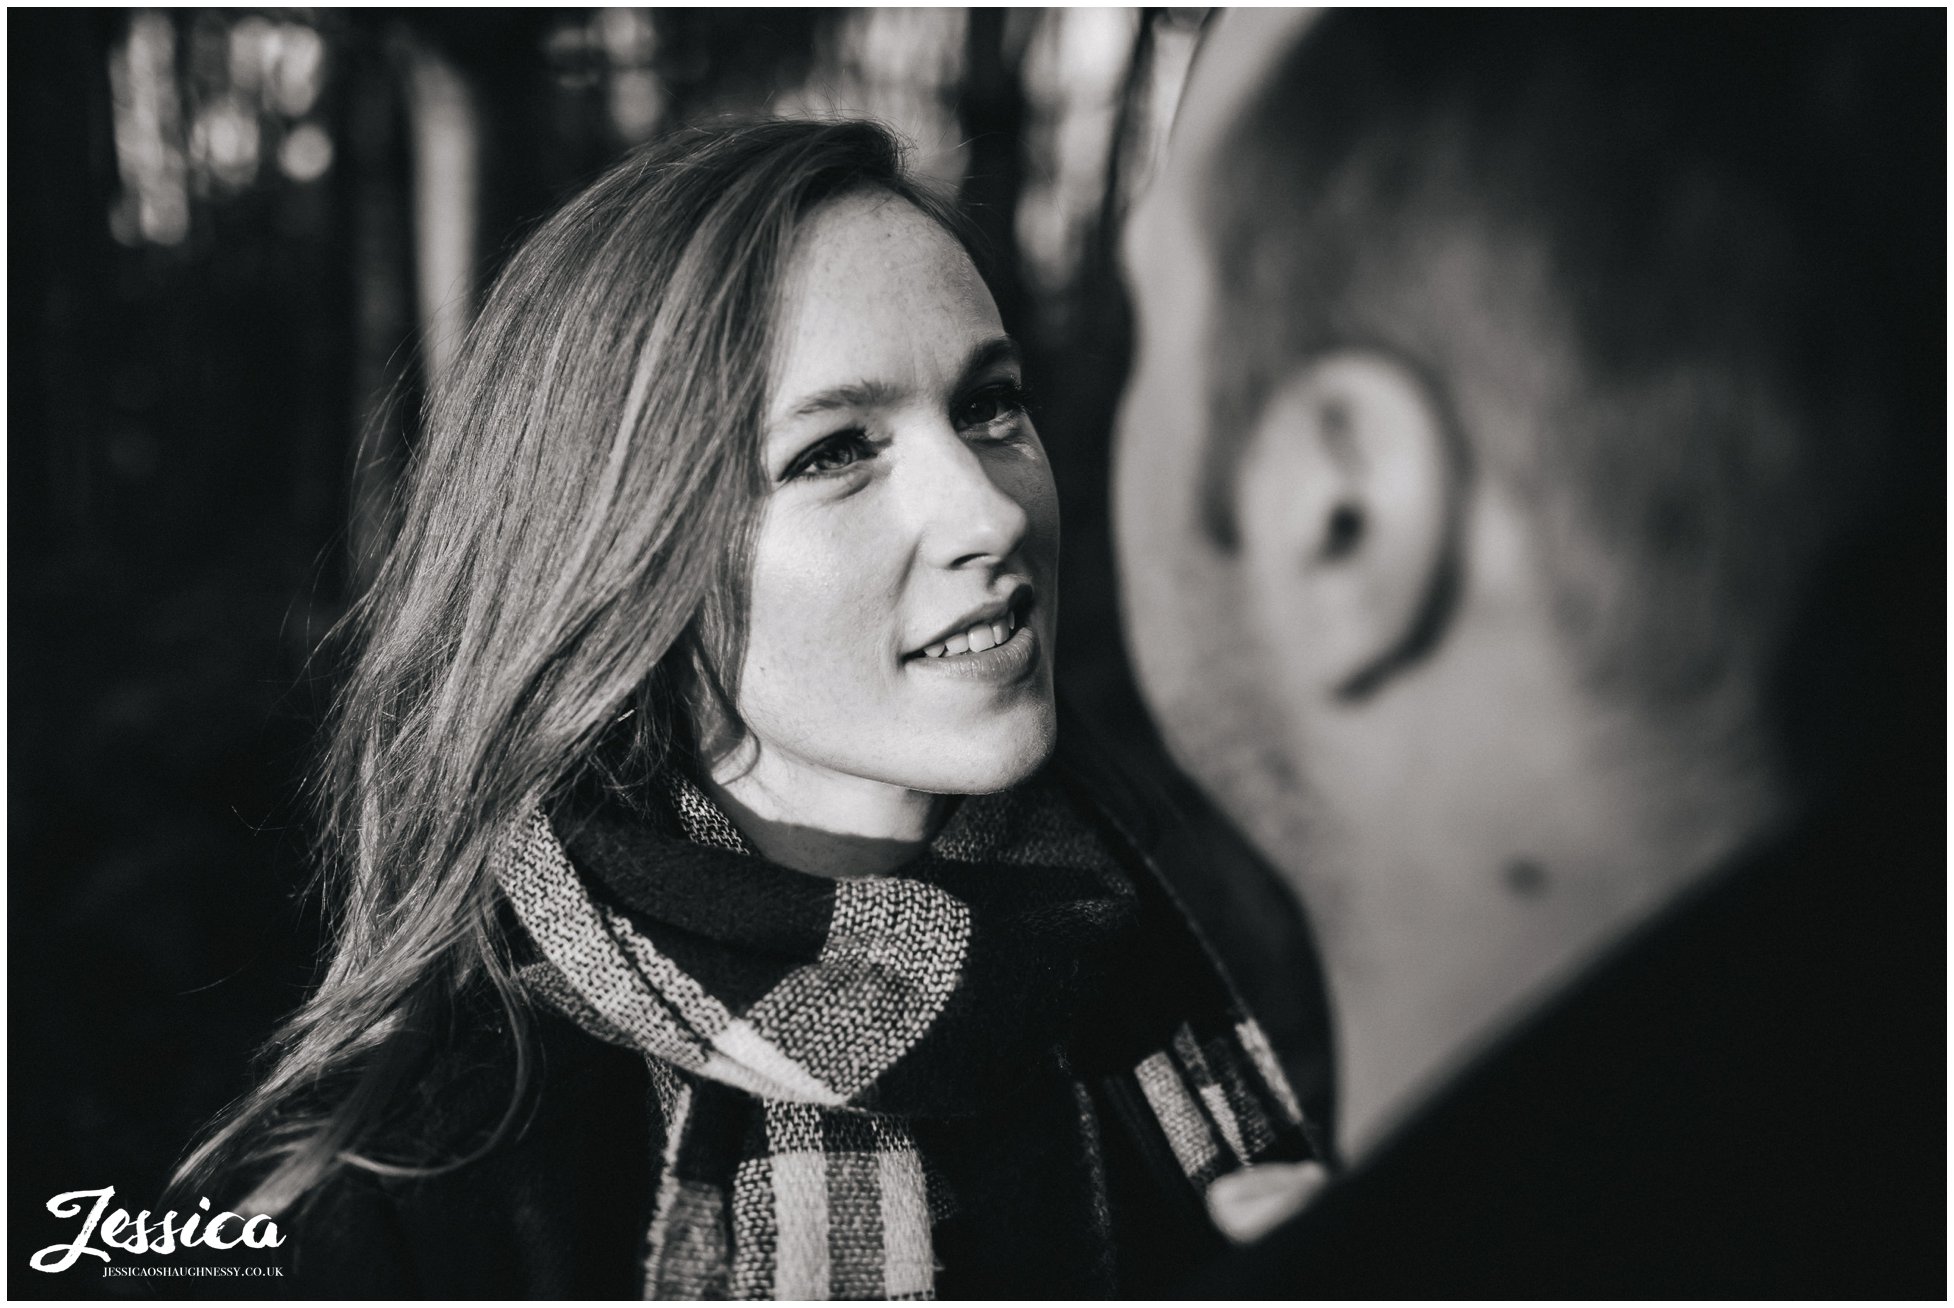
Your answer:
[1318,736,1784,1164]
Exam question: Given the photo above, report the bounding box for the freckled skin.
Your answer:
[732,191,1060,806]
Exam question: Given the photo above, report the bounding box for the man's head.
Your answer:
[1116,11,1940,904]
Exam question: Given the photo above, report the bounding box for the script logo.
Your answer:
[30,1187,284,1273]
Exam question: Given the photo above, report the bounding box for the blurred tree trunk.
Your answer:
[343,20,422,589]
[405,39,482,396]
[957,9,1030,340]
[1049,9,1154,729]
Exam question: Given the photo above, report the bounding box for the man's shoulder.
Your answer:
[1183,808,1946,1297]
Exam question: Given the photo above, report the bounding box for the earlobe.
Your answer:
[1233,350,1462,703]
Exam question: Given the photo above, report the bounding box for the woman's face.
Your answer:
[728,190,1059,800]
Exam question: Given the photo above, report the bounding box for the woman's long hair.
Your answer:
[173,119,963,1215]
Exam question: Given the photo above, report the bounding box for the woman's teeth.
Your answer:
[921,609,1018,659]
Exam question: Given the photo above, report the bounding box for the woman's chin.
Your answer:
[905,705,1058,796]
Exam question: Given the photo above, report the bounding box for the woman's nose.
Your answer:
[905,425,1032,569]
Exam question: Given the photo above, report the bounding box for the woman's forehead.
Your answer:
[788,189,972,287]
[769,192,1001,414]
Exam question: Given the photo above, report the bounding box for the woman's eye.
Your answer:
[954,381,1028,433]
[786,429,874,480]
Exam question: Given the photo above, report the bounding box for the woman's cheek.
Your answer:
[746,510,891,674]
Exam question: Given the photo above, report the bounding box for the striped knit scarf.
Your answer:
[491,769,1310,1299]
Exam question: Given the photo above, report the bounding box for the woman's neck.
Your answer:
[701,744,953,879]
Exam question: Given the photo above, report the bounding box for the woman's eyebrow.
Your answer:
[784,377,905,421]
[778,336,1022,424]
[952,335,1022,391]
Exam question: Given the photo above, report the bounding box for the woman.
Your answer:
[175,118,1317,1298]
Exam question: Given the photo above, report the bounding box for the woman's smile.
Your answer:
[906,581,1036,660]
[905,599,1042,683]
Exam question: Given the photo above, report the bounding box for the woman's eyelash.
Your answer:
[784,428,875,481]
[954,379,1031,431]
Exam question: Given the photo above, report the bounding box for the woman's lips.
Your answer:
[904,620,1039,684]
[909,583,1035,658]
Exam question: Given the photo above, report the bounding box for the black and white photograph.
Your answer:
[11,6,1946,1300]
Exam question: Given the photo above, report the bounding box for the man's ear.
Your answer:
[1235,351,1460,702]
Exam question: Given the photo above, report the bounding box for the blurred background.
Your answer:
[11,8,1328,1292]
